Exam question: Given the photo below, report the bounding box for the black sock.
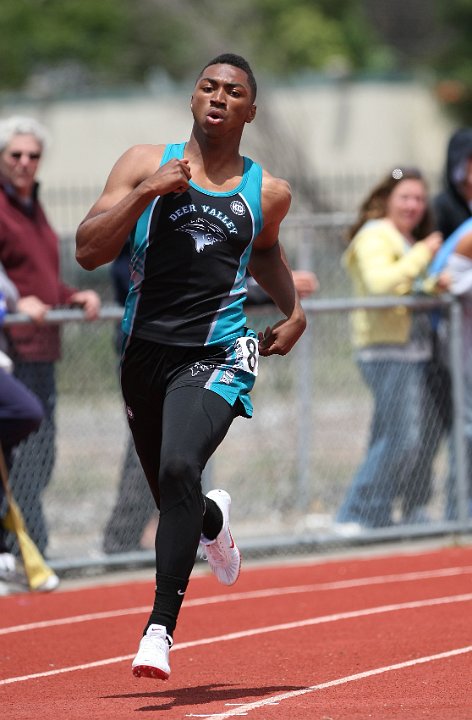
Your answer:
[144,573,189,639]
[201,497,223,540]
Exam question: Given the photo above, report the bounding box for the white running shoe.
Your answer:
[0,552,17,581]
[332,521,364,538]
[35,572,60,592]
[200,489,241,586]
[0,553,22,594]
[0,553,59,594]
[132,624,172,680]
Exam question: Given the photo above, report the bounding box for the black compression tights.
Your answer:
[129,385,237,636]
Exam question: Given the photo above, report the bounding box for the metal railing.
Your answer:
[2,291,469,574]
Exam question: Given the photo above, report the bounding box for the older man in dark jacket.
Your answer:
[0,115,101,554]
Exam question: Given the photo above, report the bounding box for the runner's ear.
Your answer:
[246,105,256,123]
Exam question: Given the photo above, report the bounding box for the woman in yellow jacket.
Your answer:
[335,168,450,533]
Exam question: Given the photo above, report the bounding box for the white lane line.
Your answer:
[2,565,472,636]
[183,645,472,719]
[0,606,150,636]
[1,591,472,686]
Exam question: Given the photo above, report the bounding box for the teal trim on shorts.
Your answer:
[204,330,258,418]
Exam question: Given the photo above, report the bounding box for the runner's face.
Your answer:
[0,134,42,199]
[191,64,256,134]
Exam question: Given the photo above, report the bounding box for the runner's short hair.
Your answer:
[198,53,257,101]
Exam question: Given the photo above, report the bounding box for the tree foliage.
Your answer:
[0,0,471,123]
[363,0,472,123]
[0,0,382,93]
[0,0,131,88]
[431,0,472,124]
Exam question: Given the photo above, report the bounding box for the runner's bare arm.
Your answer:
[249,173,306,356]
[75,144,191,270]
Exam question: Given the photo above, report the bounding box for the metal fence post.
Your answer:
[448,298,468,527]
[295,222,316,510]
[295,315,315,510]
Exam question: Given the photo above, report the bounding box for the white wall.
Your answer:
[1,79,455,231]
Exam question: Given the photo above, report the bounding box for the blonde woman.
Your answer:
[335,168,450,534]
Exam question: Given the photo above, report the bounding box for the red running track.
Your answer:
[1,544,472,720]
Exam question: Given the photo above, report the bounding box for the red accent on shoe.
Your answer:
[132,664,169,681]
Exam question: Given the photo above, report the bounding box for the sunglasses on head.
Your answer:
[8,151,41,161]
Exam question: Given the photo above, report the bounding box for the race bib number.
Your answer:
[235,336,259,377]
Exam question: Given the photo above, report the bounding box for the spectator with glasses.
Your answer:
[0,115,101,555]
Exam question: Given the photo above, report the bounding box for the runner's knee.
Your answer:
[158,455,202,512]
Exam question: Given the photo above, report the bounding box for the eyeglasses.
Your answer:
[8,151,41,161]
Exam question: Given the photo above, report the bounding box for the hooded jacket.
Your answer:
[433,127,472,238]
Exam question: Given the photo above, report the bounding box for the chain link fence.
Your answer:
[2,213,470,574]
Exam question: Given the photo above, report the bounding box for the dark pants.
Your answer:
[121,338,238,635]
[8,361,55,554]
[0,369,44,552]
[121,373,237,580]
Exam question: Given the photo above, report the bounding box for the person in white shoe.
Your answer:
[76,53,306,680]
[0,262,60,594]
[0,367,39,583]
[0,367,44,584]
[0,261,44,584]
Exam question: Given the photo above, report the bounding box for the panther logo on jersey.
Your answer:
[180,218,226,253]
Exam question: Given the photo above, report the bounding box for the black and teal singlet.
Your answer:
[122,142,264,347]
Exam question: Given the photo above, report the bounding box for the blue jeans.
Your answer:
[336,359,439,528]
